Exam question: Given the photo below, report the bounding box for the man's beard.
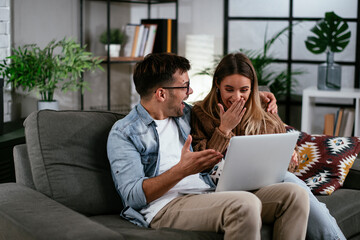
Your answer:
[167,92,185,117]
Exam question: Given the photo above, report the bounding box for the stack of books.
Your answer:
[323,108,355,137]
[123,18,177,58]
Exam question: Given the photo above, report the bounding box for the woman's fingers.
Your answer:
[231,98,246,117]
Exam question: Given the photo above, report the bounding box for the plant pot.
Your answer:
[318,51,341,91]
[38,100,59,111]
[105,44,121,57]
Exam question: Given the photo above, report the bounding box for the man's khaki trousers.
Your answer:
[150,182,309,240]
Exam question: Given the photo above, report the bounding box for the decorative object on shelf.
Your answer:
[0,38,103,110]
[100,28,126,58]
[305,11,351,91]
[197,24,303,100]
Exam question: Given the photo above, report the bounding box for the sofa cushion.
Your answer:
[317,188,360,239]
[343,158,360,190]
[90,215,223,240]
[286,126,360,195]
[24,110,125,216]
[90,214,273,240]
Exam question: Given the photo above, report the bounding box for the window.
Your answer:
[224,0,359,125]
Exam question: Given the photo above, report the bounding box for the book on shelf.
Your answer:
[134,25,145,57]
[334,108,344,136]
[138,26,149,57]
[340,108,355,137]
[323,113,335,135]
[130,25,141,57]
[141,18,177,54]
[323,108,355,137]
[121,19,175,58]
[143,24,157,57]
[122,23,159,58]
[123,24,139,57]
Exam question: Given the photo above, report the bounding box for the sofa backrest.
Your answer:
[24,110,125,216]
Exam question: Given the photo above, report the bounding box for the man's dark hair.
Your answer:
[133,53,191,98]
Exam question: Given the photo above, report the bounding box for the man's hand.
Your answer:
[259,91,278,114]
[218,99,246,136]
[176,135,223,176]
[142,135,222,203]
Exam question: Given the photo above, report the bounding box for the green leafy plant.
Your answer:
[305,11,351,54]
[0,38,103,101]
[198,25,303,99]
[99,28,126,45]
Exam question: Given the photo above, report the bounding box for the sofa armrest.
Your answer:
[343,158,360,190]
[0,183,125,240]
[13,144,35,189]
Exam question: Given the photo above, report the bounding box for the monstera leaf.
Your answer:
[305,11,351,54]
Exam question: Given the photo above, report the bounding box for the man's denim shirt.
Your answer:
[107,103,215,227]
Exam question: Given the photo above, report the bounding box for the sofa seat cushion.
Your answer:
[317,188,360,239]
[90,214,223,240]
[24,110,125,216]
[90,214,275,240]
[0,183,125,240]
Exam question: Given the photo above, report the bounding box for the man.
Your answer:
[107,53,309,239]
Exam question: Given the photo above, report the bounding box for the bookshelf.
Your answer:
[79,0,178,111]
[301,86,360,136]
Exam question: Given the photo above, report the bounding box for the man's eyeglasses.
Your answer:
[157,81,190,94]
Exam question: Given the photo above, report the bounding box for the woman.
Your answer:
[191,52,345,240]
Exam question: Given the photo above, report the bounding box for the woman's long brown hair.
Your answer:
[196,52,279,135]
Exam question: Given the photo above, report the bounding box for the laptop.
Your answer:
[179,132,299,194]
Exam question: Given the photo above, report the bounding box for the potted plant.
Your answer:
[0,38,103,110]
[305,11,351,90]
[99,28,126,57]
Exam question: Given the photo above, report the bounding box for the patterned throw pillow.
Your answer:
[286,126,360,195]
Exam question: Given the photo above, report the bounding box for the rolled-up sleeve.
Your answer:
[107,127,148,210]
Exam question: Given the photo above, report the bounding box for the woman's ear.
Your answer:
[214,79,220,89]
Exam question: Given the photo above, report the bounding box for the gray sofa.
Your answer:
[0,110,359,240]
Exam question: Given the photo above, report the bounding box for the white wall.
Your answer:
[0,0,11,122]
[11,0,81,119]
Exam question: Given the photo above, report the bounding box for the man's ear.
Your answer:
[154,88,167,102]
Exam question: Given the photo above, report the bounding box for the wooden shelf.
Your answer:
[99,56,144,63]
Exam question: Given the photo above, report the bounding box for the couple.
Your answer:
[107,52,345,239]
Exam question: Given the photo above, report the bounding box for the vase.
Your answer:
[105,44,121,58]
[317,51,341,90]
[38,100,59,111]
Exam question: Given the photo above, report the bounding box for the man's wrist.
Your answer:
[170,163,188,180]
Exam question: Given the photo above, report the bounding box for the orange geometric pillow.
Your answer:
[286,126,360,195]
